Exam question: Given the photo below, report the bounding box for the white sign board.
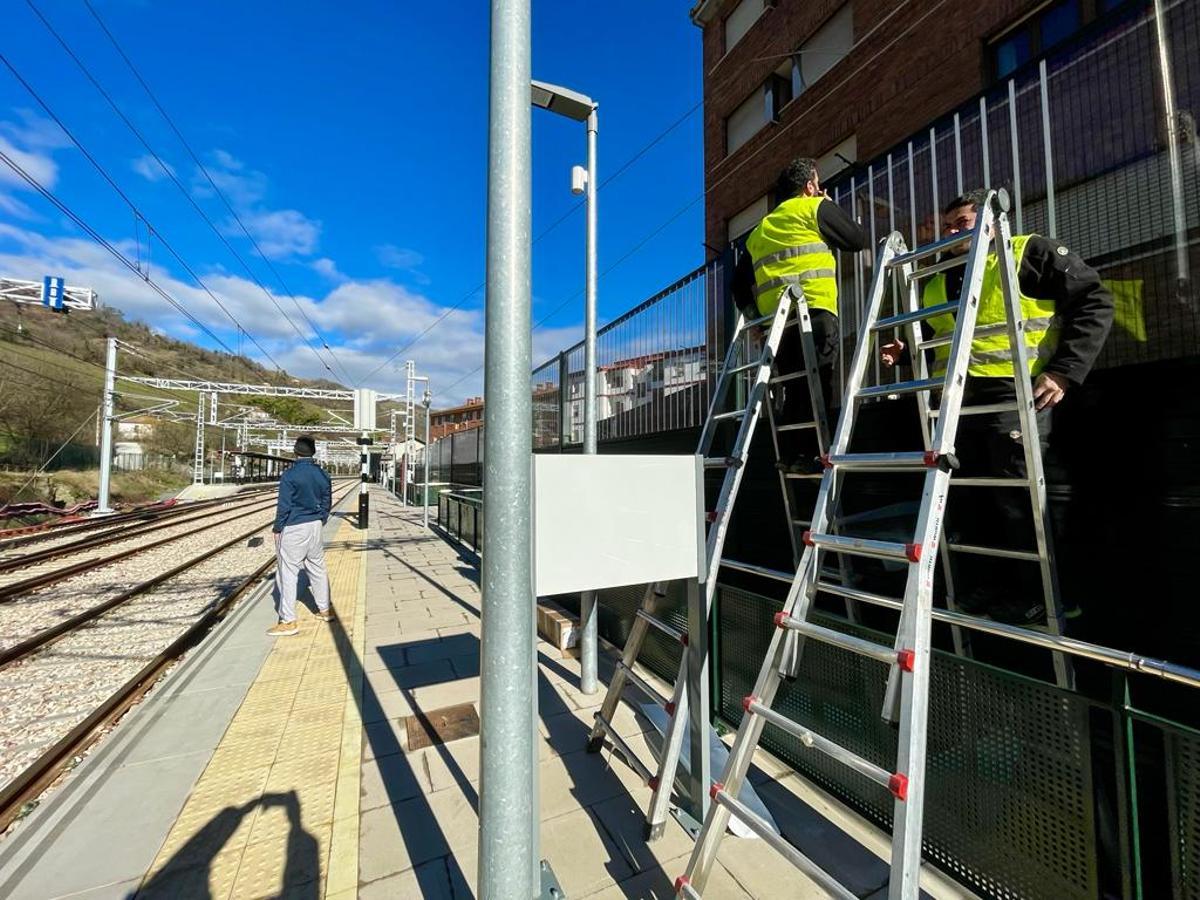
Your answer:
[353,388,377,431]
[533,455,705,597]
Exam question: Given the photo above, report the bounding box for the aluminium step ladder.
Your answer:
[675,190,1067,899]
[585,284,832,840]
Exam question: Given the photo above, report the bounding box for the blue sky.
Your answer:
[0,1,704,403]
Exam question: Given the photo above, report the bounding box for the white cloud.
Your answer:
[311,257,346,282]
[375,244,423,270]
[131,154,176,182]
[0,111,65,218]
[232,208,321,259]
[0,221,583,406]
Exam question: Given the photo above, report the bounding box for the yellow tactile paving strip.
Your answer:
[140,520,365,900]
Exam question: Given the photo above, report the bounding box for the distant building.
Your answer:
[430,397,484,442]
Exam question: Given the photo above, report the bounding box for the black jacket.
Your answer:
[731,198,870,317]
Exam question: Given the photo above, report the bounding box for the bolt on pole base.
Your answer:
[539,859,566,900]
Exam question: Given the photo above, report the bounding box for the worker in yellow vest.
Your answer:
[881,189,1114,624]
[733,157,869,471]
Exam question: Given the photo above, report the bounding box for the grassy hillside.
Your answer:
[0,302,421,506]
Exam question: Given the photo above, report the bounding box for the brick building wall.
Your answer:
[695,0,1054,253]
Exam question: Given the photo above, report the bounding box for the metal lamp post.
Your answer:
[531,78,600,695]
[480,2,539,895]
[422,387,432,528]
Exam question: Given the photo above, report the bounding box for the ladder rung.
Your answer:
[825,451,936,470]
[592,712,655,785]
[725,359,762,376]
[872,300,958,332]
[769,371,808,385]
[636,609,686,645]
[928,401,1018,418]
[917,322,1006,350]
[738,312,774,331]
[906,251,970,280]
[783,472,824,480]
[773,614,900,667]
[791,518,810,528]
[721,558,792,583]
[950,476,1030,487]
[617,660,669,706]
[889,230,972,266]
[857,377,942,400]
[945,541,1041,562]
[709,781,861,900]
[712,409,747,422]
[703,456,742,470]
[776,421,817,433]
[744,698,898,792]
[816,580,903,611]
[804,532,922,563]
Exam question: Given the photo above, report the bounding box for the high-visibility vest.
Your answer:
[746,196,838,317]
[923,234,1060,378]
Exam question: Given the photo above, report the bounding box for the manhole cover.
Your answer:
[404,703,480,750]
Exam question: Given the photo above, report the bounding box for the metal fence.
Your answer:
[827,0,1199,394]
[436,490,483,552]
[531,262,724,450]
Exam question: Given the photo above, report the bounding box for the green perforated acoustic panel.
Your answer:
[716,585,1098,900]
[1169,729,1200,898]
[594,581,686,685]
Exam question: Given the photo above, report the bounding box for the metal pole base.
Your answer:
[669,803,704,841]
[357,491,370,529]
[539,859,565,900]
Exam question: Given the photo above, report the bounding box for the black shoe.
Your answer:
[786,456,824,475]
[955,586,997,615]
[986,599,1047,626]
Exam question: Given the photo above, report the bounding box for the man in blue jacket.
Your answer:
[268,435,333,636]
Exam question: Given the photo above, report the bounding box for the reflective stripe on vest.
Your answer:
[746,196,838,317]
[923,234,1060,378]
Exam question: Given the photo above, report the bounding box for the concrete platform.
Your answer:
[0,487,974,899]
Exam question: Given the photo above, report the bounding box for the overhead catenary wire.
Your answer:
[439,1,954,403]
[7,409,98,502]
[358,96,705,385]
[440,192,704,397]
[0,149,240,356]
[14,3,327,374]
[0,52,286,373]
[75,0,360,387]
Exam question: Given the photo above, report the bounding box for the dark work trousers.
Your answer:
[772,308,839,462]
[945,376,1053,619]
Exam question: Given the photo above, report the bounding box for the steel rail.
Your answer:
[0,482,357,831]
[0,484,357,666]
[0,493,281,574]
[0,500,280,601]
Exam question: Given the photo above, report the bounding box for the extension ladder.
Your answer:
[676,190,1066,899]
[586,283,832,840]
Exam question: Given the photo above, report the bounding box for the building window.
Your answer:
[990,0,1090,80]
[766,60,795,122]
[794,3,854,95]
[725,87,768,156]
[815,134,858,183]
[727,195,769,242]
[723,0,765,53]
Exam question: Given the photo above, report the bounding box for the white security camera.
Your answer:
[571,165,588,195]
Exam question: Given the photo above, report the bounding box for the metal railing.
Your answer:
[827,0,1198,394]
[436,489,483,552]
[532,261,724,449]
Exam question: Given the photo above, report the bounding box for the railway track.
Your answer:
[0,479,359,833]
[0,485,281,557]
